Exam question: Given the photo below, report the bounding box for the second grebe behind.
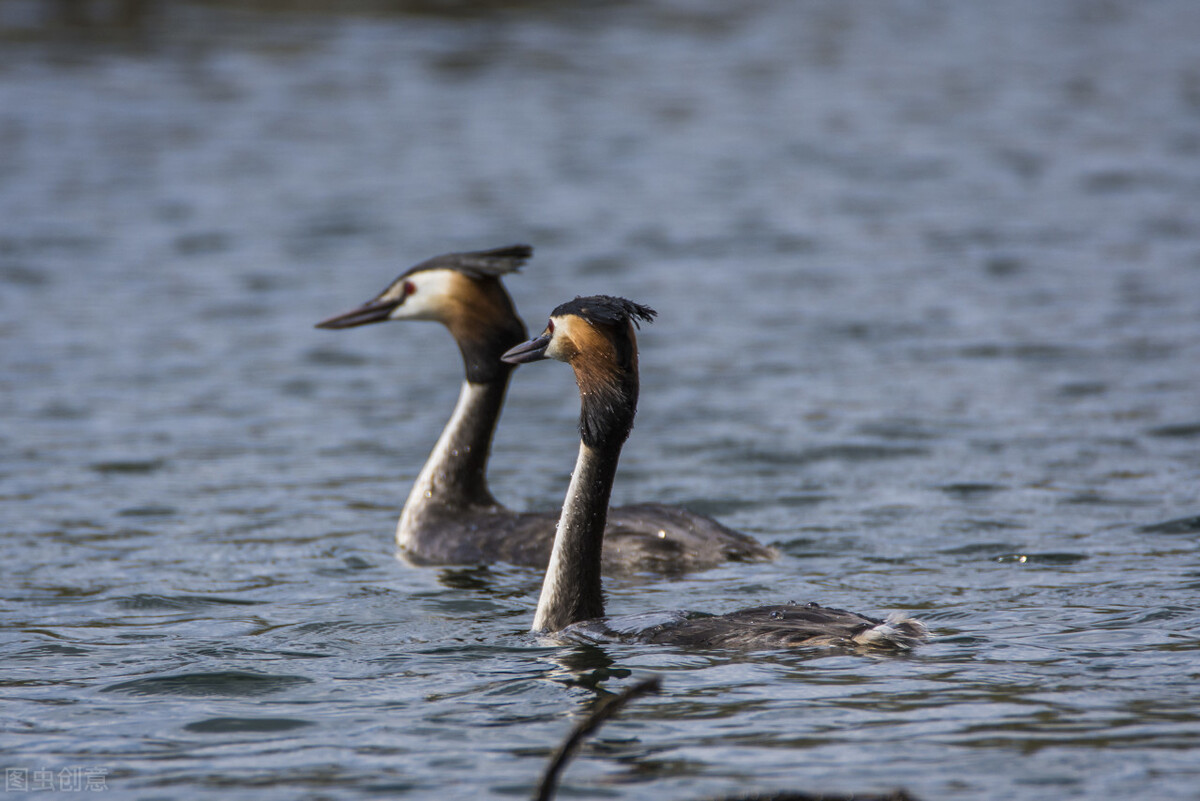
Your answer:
[502,295,927,649]
[316,246,775,575]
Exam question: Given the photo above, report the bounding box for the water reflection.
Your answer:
[541,643,633,696]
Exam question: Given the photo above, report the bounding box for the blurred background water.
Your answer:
[2,1,1200,799]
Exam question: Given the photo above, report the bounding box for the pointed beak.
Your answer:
[315,298,401,329]
[501,333,551,364]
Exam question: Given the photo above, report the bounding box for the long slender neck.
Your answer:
[532,342,637,633]
[532,437,623,632]
[397,375,509,543]
[398,299,524,545]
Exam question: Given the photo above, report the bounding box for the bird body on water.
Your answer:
[316,246,775,575]
[501,295,927,650]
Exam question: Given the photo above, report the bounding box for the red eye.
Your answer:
[546,320,554,334]
[402,280,416,297]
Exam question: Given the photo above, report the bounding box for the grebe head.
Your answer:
[316,244,530,383]
[503,295,656,448]
[316,244,529,330]
[500,295,656,365]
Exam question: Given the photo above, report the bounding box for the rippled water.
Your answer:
[3,2,1200,799]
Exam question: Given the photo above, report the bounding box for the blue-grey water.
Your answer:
[3,2,1200,799]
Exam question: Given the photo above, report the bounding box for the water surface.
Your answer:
[3,2,1200,799]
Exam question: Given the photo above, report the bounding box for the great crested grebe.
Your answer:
[502,296,927,649]
[316,246,774,574]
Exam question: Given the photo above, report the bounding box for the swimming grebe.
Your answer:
[316,246,774,574]
[502,296,927,649]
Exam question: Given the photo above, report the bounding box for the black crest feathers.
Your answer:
[550,296,657,329]
[405,244,532,280]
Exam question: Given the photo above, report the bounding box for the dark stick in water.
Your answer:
[534,677,662,801]
[533,675,920,801]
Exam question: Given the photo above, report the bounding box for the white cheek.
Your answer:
[388,294,438,322]
[386,270,456,322]
[542,316,580,362]
[544,336,568,361]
